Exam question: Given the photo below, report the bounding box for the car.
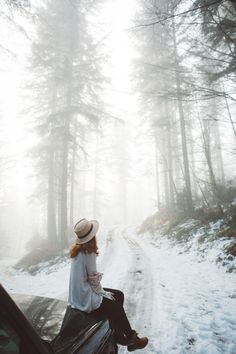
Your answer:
[0,284,118,353]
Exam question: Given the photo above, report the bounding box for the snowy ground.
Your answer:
[1,227,236,354]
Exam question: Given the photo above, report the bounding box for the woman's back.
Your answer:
[68,252,102,313]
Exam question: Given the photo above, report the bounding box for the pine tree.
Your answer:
[27,0,107,250]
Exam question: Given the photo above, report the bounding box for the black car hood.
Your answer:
[11,293,67,341]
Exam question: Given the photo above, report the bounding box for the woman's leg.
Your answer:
[99,288,128,345]
[103,288,124,306]
[93,289,148,350]
[102,288,128,344]
[94,295,134,339]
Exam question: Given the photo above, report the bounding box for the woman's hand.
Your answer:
[103,291,115,301]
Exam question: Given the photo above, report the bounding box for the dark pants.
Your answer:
[93,288,133,339]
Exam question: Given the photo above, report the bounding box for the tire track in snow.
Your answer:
[99,227,157,353]
[99,227,133,289]
[118,231,157,354]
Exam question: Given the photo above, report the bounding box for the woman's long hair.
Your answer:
[69,236,99,258]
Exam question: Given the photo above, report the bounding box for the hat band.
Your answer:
[78,224,93,239]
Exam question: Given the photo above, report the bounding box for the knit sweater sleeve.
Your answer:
[85,253,106,296]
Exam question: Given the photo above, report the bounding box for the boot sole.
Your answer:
[127,339,148,351]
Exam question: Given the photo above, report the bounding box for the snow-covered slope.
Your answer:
[130,230,236,354]
[1,226,236,354]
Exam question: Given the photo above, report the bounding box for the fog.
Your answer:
[0,0,236,260]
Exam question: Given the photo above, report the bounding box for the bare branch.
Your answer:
[131,0,224,29]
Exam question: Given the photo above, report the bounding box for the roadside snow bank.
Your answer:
[134,231,236,354]
[159,218,236,273]
[0,257,70,300]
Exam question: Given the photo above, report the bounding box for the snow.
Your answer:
[0,257,70,299]
[133,231,236,354]
[1,225,236,354]
[164,219,236,273]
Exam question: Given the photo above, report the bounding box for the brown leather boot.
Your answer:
[127,331,148,352]
[114,329,128,345]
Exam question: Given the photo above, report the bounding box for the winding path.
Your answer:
[100,228,158,353]
[100,227,236,354]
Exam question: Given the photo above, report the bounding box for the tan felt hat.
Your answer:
[74,218,99,244]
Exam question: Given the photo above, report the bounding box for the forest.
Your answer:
[1,2,236,353]
[0,0,235,258]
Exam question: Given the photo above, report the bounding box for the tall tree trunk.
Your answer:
[187,104,198,197]
[77,127,86,217]
[164,99,175,209]
[47,148,57,249]
[201,118,223,213]
[93,127,99,219]
[121,126,127,224]
[70,138,76,228]
[162,125,170,208]
[154,132,161,210]
[213,113,225,185]
[60,59,72,249]
[47,84,57,250]
[171,15,193,212]
[59,5,78,248]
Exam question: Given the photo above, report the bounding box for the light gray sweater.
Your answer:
[68,252,103,313]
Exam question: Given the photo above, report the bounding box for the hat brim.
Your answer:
[76,220,99,245]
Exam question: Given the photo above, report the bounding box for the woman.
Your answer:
[68,218,148,352]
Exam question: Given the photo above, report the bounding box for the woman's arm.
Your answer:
[85,253,114,299]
